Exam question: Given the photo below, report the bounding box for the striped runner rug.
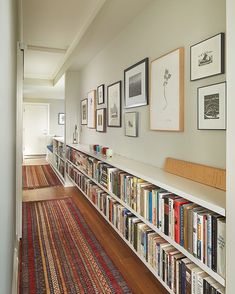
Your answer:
[21,198,131,294]
[23,164,62,189]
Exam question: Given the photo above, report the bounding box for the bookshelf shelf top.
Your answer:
[67,143,226,216]
[53,136,64,143]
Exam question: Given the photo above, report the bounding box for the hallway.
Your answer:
[21,162,167,294]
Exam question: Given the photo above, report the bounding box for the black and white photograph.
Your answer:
[96,108,106,132]
[81,99,88,125]
[124,112,138,137]
[198,82,226,130]
[58,113,65,125]
[97,84,105,105]
[107,81,121,127]
[190,33,225,81]
[124,58,148,108]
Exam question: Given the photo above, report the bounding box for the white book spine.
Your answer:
[161,197,165,233]
[217,219,226,278]
[197,275,204,294]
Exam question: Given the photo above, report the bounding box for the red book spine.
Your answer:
[174,200,189,243]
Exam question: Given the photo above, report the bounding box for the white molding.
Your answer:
[27,45,67,54]
[53,0,106,84]
[24,78,54,87]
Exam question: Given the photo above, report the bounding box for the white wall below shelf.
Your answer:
[67,143,226,216]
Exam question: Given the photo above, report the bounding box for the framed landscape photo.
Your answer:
[124,58,148,108]
[97,84,105,105]
[150,47,184,131]
[58,113,65,125]
[107,81,121,127]
[96,108,106,132]
[87,90,96,128]
[81,99,88,125]
[190,33,225,81]
[197,82,226,130]
[124,112,138,137]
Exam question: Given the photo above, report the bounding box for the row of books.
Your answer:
[66,163,225,294]
[53,139,65,158]
[66,147,226,278]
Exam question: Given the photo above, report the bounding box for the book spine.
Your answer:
[174,203,181,244]
[207,214,212,268]
[164,198,169,236]
[212,216,218,272]
[217,219,226,278]
[149,191,152,223]
[193,211,198,258]
[180,205,185,247]
[197,276,204,294]
[197,214,204,262]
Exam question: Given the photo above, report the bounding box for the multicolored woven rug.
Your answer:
[21,198,131,294]
[23,164,62,190]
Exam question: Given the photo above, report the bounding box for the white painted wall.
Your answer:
[78,0,226,169]
[65,71,79,144]
[23,98,65,137]
[226,0,235,293]
[0,0,17,293]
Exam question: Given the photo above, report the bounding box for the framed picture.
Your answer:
[124,58,148,108]
[97,84,105,105]
[107,81,122,127]
[96,108,106,132]
[150,47,184,131]
[81,99,87,125]
[197,82,226,130]
[124,112,138,137]
[190,33,225,81]
[58,113,65,125]
[87,90,96,128]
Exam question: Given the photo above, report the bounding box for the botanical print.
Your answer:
[163,69,172,110]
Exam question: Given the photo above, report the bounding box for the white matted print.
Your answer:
[197,82,226,130]
[150,47,184,131]
[124,58,148,108]
[96,108,106,132]
[107,81,121,127]
[125,112,138,137]
[191,33,225,81]
[87,90,96,128]
[81,99,87,125]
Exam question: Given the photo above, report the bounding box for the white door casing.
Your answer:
[23,103,49,155]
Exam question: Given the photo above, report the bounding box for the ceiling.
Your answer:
[22,0,152,99]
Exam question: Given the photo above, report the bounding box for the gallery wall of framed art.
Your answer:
[77,0,226,170]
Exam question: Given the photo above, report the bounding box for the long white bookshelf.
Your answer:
[68,143,226,217]
[67,172,175,294]
[66,158,225,287]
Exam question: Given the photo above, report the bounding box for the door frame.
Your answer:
[23,102,50,155]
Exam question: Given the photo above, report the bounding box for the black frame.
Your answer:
[58,113,65,125]
[197,81,227,130]
[107,81,122,127]
[96,108,106,132]
[124,57,149,108]
[81,99,88,125]
[124,112,138,137]
[97,84,105,105]
[190,33,225,81]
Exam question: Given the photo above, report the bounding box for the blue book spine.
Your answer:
[207,214,212,268]
[180,205,184,247]
[149,191,152,223]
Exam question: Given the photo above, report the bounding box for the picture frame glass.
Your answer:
[125,112,138,137]
[150,48,184,131]
[124,58,148,108]
[96,109,106,132]
[87,90,96,128]
[81,99,87,125]
[198,82,226,130]
[58,113,65,125]
[191,33,224,81]
[107,82,121,127]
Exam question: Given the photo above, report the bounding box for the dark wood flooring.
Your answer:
[23,185,168,294]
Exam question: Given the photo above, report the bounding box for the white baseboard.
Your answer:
[12,239,19,294]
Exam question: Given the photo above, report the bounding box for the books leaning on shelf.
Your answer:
[67,162,225,294]
[66,146,226,281]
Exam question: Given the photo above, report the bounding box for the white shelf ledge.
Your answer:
[67,143,226,216]
[66,159,225,287]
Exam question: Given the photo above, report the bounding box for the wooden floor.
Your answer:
[23,178,168,294]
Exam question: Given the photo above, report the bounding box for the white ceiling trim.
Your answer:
[53,0,106,84]
[27,45,67,54]
[24,78,54,86]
